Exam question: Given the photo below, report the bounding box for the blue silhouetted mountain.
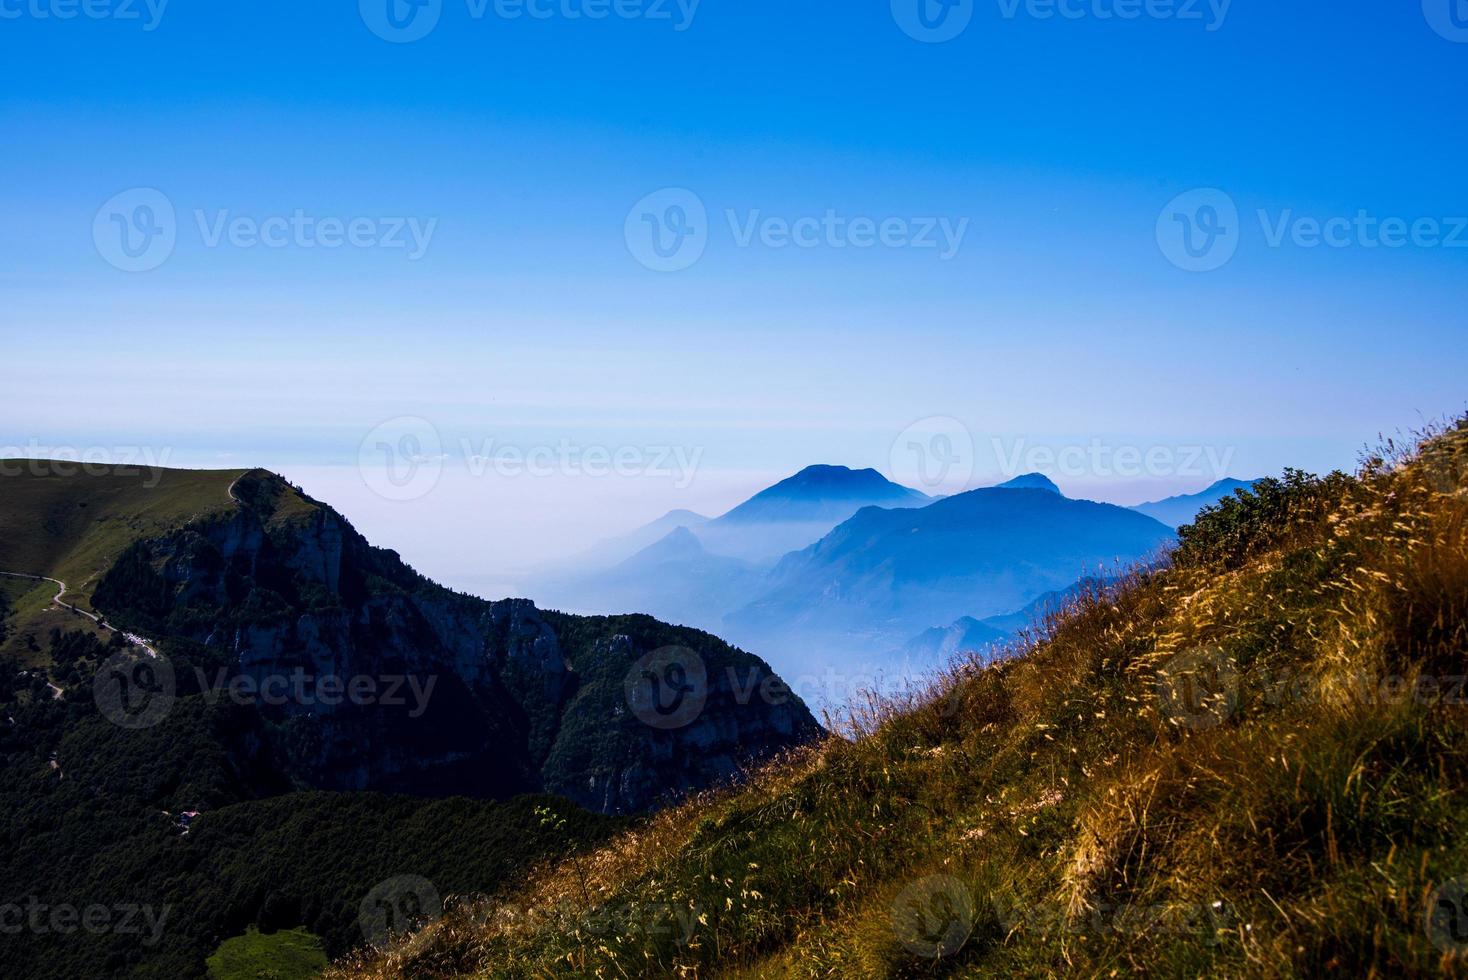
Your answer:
[978,577,1105,635]
[993,473,1063,494]
[576,508,712,569]
[716,465,929,525]
[898,616,1011,671]
[1131,478,1260,529]
[697,465,932,563]
[547,526,765,629]
[526,465,933,628]
[726,487,1176,661]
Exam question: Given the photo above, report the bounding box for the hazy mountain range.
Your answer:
[1131,477,1259,528]
[528,466,1256,684]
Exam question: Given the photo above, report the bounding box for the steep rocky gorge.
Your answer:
[90,470,821,813]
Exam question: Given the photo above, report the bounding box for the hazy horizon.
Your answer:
[5,1,1466,599]
[0,417,1434,603]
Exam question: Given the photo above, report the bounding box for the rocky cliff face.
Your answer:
[539,629,818,814]
[91,471,821,813]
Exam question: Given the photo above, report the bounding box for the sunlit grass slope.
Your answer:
[207,926,329,980]
[334,418,1468,979]
[0,461,250,607]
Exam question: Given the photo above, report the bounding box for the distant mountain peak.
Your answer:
[626,525,707,565]
[716,465,928,525]
[642,464,934,565]
[775,465,904,494]
[1131,478,1261,529]
[994,473,1062,495]
[660,508,712,523]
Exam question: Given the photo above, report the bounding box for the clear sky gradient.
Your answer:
[3,1,1465,593]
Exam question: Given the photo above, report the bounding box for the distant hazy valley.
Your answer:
[527,465,1256,688]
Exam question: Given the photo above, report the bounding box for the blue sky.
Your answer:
[2,0,1465,591]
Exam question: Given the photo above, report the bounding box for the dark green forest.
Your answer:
[0,627,623,979]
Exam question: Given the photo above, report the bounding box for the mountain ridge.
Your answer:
[728,485,1176,661]
[0,463,821,814]
[1131,477,1260,528]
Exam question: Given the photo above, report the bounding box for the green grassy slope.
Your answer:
[0,461,249,609]
[333,419,1468,979]
[207,926,329,980]
[0,573,115,663]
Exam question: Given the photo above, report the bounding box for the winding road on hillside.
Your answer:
[0,570,159,661]
[1,471,243,693]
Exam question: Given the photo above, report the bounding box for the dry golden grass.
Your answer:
[335,418,1468,980]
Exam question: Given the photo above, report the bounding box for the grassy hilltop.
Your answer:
[0,462,248,661]
[334,418,1468,979]
[0,461,247,601]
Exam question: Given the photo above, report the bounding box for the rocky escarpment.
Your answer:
[539,624,821,814]
[91,471,821,812]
